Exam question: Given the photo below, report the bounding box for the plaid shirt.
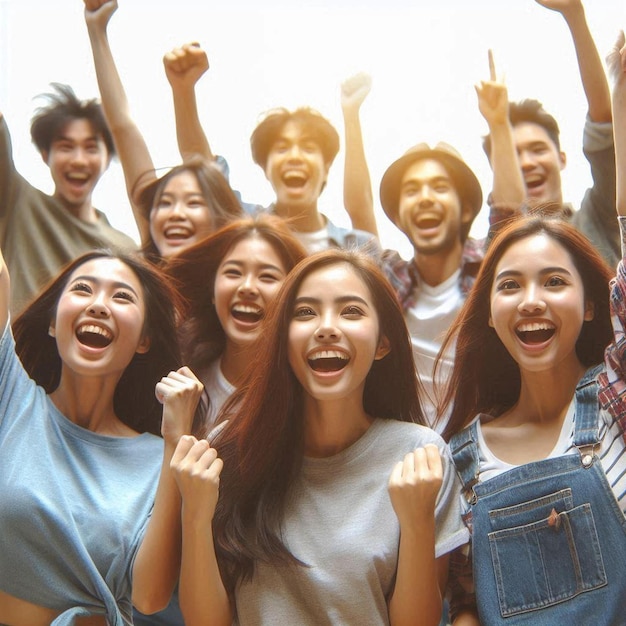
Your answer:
[381,237,485,311]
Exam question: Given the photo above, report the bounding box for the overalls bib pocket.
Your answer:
[487,488,607,617]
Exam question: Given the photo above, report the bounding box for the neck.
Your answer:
[273,200,325,232]
[50,370,134,436]
[513,359,587,425]
[220,342,252,387]
[55,192,98,223]
[302,394,373,458]
[414,242,464,287]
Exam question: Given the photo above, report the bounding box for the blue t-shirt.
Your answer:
[0,323,164,625]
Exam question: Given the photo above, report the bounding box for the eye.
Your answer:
[156,197,173,209]
[496,279,519,291]
[187,197,208,208]
[545,276,567,287]
[70,281,92,294]
[260,272,282,283]
[342,305,365,318]
[434,183,451,193]
[114,290,136,303]
[402,187,417,198]
[222,267,242,278]
[293,306,315,319]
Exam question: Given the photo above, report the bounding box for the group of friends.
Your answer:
[1,0,625,624]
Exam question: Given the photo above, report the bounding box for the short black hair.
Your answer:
[30,83,115,157]
[482,98,560,160]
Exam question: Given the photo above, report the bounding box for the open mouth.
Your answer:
[231,304,263,324]
[515,322,555,345]
[415,214,442,229]
[524,174,545,191]
[66,172,90,189]
[308,350,350,372]
[164,227,193,241]
[282,171,308,188]
[76,324,113,348]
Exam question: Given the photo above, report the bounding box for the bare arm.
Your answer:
[132,368,203,614]
[608,31,626,217]
[387,445,445,626]
[164,43,215,162]
[173,438,231,626]
[477,50,525,210]
[0,247,9,332]
[535,0,611,123]
[83,0,154,247]
[341,73,378,236]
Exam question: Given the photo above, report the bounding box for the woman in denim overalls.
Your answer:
[438,211,626,625]
[433,32,626,626]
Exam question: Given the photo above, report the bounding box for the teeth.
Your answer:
[309,350,349,361]
[67,172,89,181]
[164,227,191,238]
[517,322,554,332]
[232,304,262,314]
[77,324,112,339]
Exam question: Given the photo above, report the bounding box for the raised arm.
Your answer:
[83,0,155,247]
[387,445,446,626]
[132,367,204,614]
[340,73,378,236]
[173,438,231,626]
[164,43,215,162]
[536,0,611,123]
[0,247,9,331]
[608,31,626,217]
[477,50,525,212]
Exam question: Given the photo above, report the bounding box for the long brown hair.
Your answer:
[12,250,184,435]
[439,215,614,442]
[211,249,425,591]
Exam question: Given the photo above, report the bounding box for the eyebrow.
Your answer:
[294,294,370,306]
[70,275,140,297]
[401,175,451,189]
[495,266,573,281]
[221,259,285,273]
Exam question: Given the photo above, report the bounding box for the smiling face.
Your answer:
[149,170,216,258]
[288,263,390,405]
[489,233,593,376]
[397,158,471,258]
[264,119,330,214]
[512,122,566,204]
[213,235,289,349]
[45,118,110,211]
[49,258,150,380]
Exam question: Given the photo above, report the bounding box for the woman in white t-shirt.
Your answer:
[172,249,468,626]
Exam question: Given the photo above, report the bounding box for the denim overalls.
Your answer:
[450,367,626,625]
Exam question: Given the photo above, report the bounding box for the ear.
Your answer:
[559,150,567,171]
[135,334,151,355]
[584,300,595,322]
[460,201,474,229]
[41,150,50,165]
[375,335,391,360]
[488,313,494,328]
[48,320,56,338]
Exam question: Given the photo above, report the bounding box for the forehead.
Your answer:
[222,235,286,269]
[401,158,453,186]
[162,170,202,193]
[297,263,372,299]
[273,119,319,145]
[67,258,143,291]
[512,121,556,149]
[53,118,102,144]
[495,233,577,275]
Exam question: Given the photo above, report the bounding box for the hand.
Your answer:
[475,49,509,127]
[156,366,204,443]
[171,435,223,524]
[341,72,372,113]
[533,0,583,16]
[83,0,118,29]
[163,42,209,90]
[388,444,443,528]
[607,30,626,87]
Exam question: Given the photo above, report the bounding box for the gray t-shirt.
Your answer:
[235,418,468,625]
[0,323,163,625]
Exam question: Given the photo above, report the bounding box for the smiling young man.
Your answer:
[380,142,484,432]
[0,84,137,316]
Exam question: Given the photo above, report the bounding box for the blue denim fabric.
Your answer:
[450,366,626,625]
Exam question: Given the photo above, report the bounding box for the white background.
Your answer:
[1,0,625,259]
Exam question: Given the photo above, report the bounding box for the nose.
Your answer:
[286,144,304,161]
[166,202,186,220]
[417,185,434,206]
[237,274,259,298]
[87,296,110,318]
[518,284,546,314]
[518,149,536,170]
[315,311,340,341]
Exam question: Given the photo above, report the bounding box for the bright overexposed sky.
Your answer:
[1,0,625,259]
